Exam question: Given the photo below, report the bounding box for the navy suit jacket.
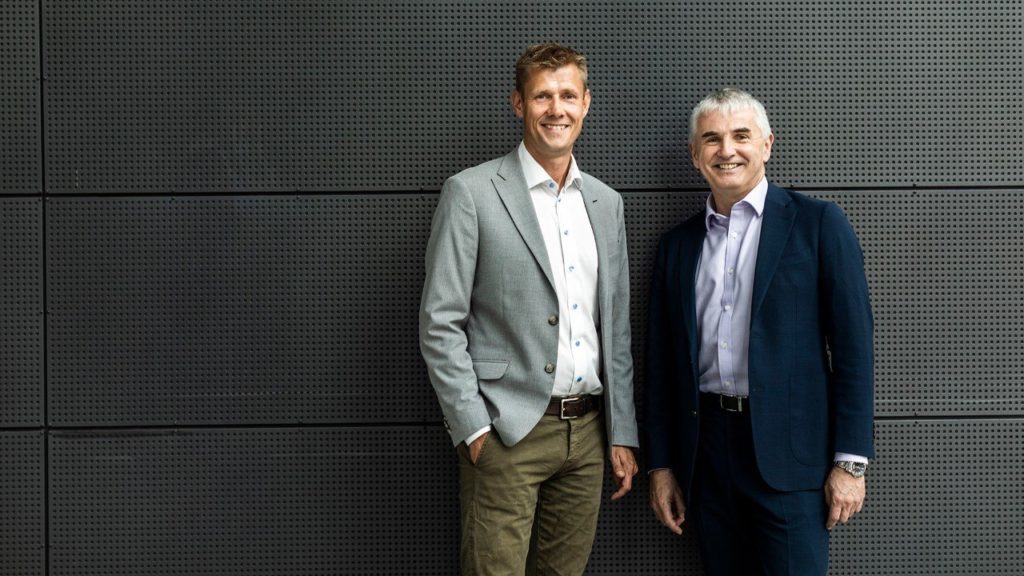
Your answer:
[645,183,874,498]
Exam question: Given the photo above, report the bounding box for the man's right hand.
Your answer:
[467,431,490,464]
[649,469,686,535]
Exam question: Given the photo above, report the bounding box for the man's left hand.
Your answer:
[824,467,866,529]
[609,446,638,500]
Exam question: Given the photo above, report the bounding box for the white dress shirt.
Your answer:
[465,144,602,445]
[519,143,602,398]
[695,176,865,464]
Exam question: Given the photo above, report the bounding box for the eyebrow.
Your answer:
[700,127,753,138]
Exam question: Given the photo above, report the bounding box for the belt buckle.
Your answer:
[719,394,743,413]
[560,396,582,420]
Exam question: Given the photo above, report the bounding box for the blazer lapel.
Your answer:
[579,178,610,310]
[493,151,556,291]
[751,183,797,320]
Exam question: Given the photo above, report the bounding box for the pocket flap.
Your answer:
[473,360,510,381]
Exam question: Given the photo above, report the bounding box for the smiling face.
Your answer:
[511,64,591,173]
[690,106,774,211]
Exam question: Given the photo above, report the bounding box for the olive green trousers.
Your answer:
[458,409,606,576]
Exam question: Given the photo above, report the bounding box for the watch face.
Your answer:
[837,461,866,477]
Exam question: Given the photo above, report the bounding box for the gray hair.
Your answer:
[689,87,772,143]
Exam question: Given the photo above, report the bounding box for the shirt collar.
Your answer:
[517,141,582,192]
[704,176,768,231]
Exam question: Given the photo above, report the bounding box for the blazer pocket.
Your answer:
[473,360,510,381]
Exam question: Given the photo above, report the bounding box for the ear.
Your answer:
[511,89,524,118]
[762,132,775,162]
[581,89,592,118]
[689,141,700,170]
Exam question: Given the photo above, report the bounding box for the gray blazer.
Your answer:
[419,149,639,449]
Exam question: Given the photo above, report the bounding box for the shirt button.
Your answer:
[564,229,569,236]
[545,363,555,374]
[724,304,732,311]
[572,304,578,310]
[730,232,738,239]
[568,265,575,272]
[575,340,581,347]
[728,268,735,275]
[548,315,559,326]
[576,376,583,383]
[720,341,728,349]
[548,182,555,189]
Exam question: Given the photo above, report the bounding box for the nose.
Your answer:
[719,137,736,157]
[547,96,564,116]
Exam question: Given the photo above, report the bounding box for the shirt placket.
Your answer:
[716,208,748,395]
[553,185,586,395]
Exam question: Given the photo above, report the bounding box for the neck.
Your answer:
[710,191,744,216]
[710,176,764,215]
[524,144,572,189]
[542,159,571,189]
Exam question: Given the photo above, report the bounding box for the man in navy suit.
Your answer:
[645,88,874,575]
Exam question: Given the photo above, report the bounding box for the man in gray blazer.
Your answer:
[419,43,639,575]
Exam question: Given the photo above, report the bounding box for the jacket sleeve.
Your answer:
[819,202,875,458]
[607,194,639,448]
[419,177,491,446]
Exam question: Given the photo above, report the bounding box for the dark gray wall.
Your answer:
[2,1,1023,574]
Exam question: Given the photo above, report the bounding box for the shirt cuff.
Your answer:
[834,452,869,464]
[464,425,492,446]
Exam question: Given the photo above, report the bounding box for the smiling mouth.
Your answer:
[715,163,742,170]
[542,123,571,131]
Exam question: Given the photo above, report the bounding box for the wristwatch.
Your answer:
[835,460,867,478]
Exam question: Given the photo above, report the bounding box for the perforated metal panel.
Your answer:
[829,419,1024,575]
[679,0,1024,189]
[0,0,40,194]
[47,196,437,426]
[0,432,44,576]
[819,190,1024,417]
[44,1,1021,192]
[589,455,702,576]
[1,199,43,427]
[22,2,1024,575]
[49,426,459,576]
[46,189,1024,428]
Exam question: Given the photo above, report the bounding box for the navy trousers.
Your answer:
[691,394,830,576]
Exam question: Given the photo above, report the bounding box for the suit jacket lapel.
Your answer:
[493,151,556,291]
[579,178,610,311]
[751,183,797,320]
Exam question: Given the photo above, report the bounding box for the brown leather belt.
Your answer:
[545,395,601,420]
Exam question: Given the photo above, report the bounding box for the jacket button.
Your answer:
[544,363,555,374]
[548,315,559,326]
